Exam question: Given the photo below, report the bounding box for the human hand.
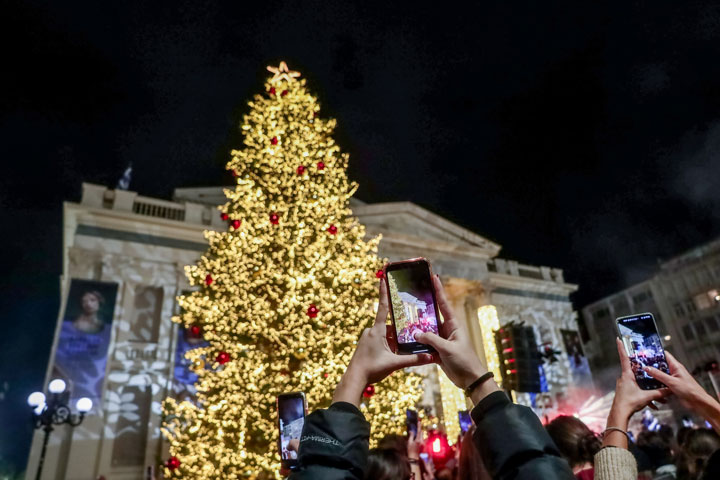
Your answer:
[333,281,433,406]
[415,275,500,403]
[407,428,423,459]
[415,275,485,388]
[612,338,670,418]
[644,350,720,433]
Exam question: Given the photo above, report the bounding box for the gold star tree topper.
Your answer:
[266,61,301,84]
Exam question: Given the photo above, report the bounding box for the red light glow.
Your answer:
[432,438,441,453]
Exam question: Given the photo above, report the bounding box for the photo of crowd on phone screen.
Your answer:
[278,397,304,460]
[387,267,439,344]
[618,316,669,382]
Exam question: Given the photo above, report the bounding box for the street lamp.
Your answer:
[28,379,92,480]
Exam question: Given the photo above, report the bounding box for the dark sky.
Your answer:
[2,0,720,470]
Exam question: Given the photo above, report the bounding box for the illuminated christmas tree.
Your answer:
[161,62,421,479]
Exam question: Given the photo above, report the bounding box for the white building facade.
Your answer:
[27,183,581,479]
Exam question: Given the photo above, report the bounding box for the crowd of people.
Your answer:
[283,275,720,479]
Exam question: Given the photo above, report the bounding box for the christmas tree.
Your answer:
[161,62,422,478]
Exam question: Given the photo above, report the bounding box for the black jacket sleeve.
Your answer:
[471,391,576,480]
[289,401,370,480]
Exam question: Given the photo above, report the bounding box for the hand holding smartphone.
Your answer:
[616,313,669,390]
[277,392,306,470]
[384,258,441,355]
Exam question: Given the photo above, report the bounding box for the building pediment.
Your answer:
[351,201,501,257]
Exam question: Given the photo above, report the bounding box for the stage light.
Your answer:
[664,335,671,341]
[432,438,441,453]
[48,379,66,394]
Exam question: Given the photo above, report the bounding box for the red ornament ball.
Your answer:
[271,136,279,145]
[205,274,213,286]
[270,213,279,225]
[190,325,201,337]
[231,219,241,230]
[166,456,181,470]
[323,373,329,378]
[220,212,229,221]
[216,352,230,365]
[268,87,276,95]
[317,161,325,170]
[297,165,306,175]
[307,304,319,318]
[281,89,289,97]
[327,224,338,235]
[376,269,385,279]
[231,169,238,177]
[363,384,375,398]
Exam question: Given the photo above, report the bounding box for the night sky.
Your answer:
[2,0,720,470]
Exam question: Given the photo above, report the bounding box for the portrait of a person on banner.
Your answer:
[53,279,118,401]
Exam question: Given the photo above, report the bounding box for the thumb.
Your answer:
[416,331,451,353]
[392,353,434,370]
[645,365,675,387]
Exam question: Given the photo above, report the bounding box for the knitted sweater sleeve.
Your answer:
[594,447,637,480]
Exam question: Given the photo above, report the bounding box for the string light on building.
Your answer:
[477,305,502,381]
[437,366,466,445]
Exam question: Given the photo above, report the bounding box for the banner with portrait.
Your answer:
[52,279,119,401]
[560,329,593,387]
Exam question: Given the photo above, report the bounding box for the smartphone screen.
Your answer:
[277,392,306,469]
[385,259,440,354]
[458,410,472,434]
[616,313,669,390]
[406,409,419,437]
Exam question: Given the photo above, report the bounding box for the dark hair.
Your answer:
[677,429,720,480]
[377,433,407,456]
[677,426,694,448]
[458,427,491,480]
[637,430,673,469]
[364,448,410,480]
[545,416,601,468]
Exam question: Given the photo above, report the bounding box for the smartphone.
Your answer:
[616,313,669,390]
[384,258,440,354]
[406,409,419,437]
[277,392,306,470]
[458,410,472,434]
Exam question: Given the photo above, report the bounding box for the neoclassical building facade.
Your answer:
[27,183,581,479]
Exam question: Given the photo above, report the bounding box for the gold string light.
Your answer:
[161,62,421,479]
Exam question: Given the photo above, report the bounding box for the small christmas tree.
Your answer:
[162,62,421,478]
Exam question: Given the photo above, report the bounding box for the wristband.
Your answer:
[602,427,630,440]
[408,458,420,465]
[464,372,494,397]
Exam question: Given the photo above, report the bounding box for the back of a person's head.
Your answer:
[377,433,407,456]
[545,415,601,468]
[458,427,491,480]
[677,429,720,480]
[677,426,693,448]
[637,430,673,469]
[365,448,410,480]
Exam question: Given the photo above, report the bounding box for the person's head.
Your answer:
[677,429,720,480]
[677,426,694,448]
[364,448,411,480]
[377,433,407,457]
[81,291,104,315]
[545,416,601,469]
[435,468,453,480]
[458,427,491,480]
[637,430,673,469]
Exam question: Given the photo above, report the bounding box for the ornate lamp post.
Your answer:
[27,379,93,480]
